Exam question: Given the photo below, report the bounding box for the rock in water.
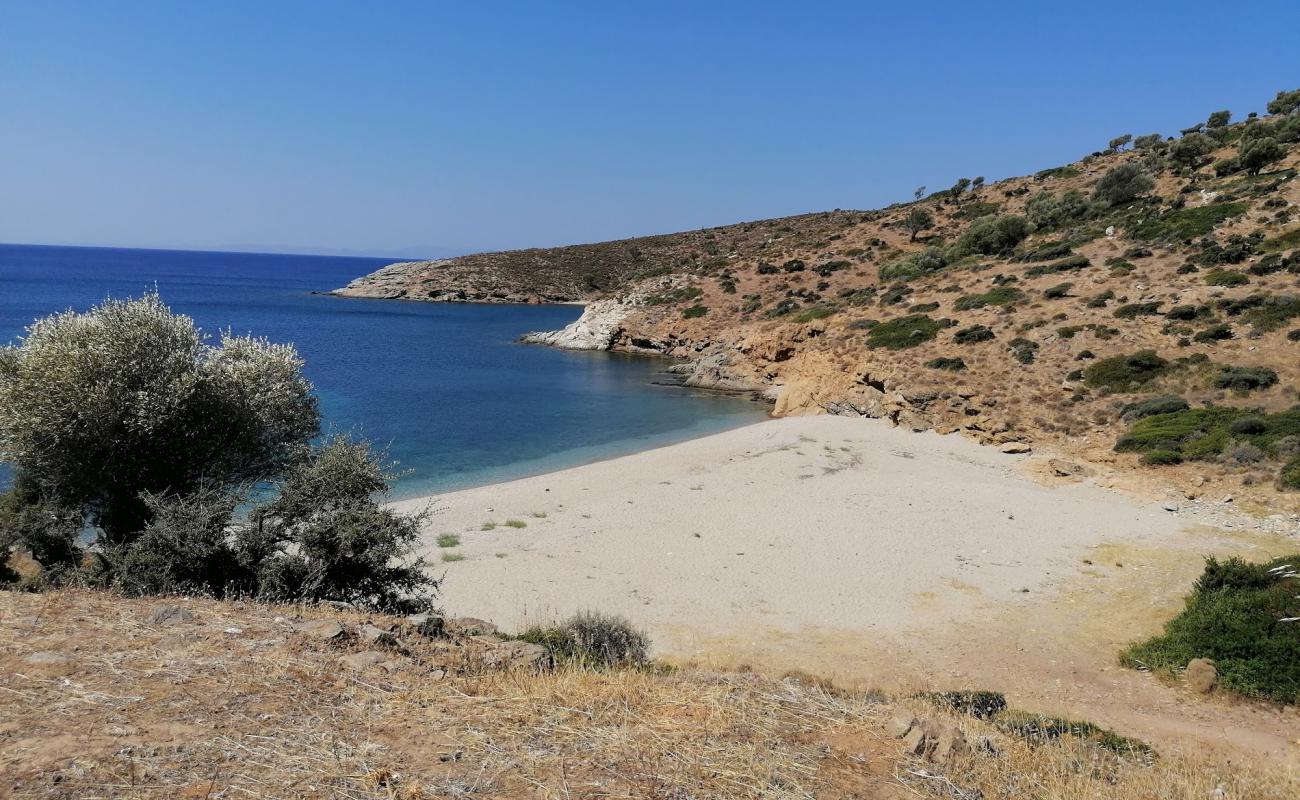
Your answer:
[521,298,631,350]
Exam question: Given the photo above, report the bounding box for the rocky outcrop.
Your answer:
[521,298,634,350]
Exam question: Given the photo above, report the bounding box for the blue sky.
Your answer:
[2,1,1297,257]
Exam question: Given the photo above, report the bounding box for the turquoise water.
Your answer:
[0,244,767,497]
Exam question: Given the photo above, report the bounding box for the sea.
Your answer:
[0,243,767,498]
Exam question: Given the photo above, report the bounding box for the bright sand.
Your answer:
[398,415,1300,760]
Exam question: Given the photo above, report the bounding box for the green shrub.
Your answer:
[1192,324,1234,343]
[995,711,1153,757]
[1130,202,1249,241]
[951,215,1031,257]
[954,286,1024,310]
[903,207,934,241]
[1083,350,1170,391]
[925,356,966,371]
[790,305,837,323]
[518,611,650,668]
[1141,450,1184,465]
[1212,366,1278,392]
[1121,395,1189,419]
[646,286,704,305]
[1279,458,1300,491]
[918,690,1006,720]
[1043,282,1073,299]
[681,304,708,319]
[1093,163,1154,206]
[866,314,942,349]
[1085,289,1115,308]
[1164,304,1202,320]
[1014,240,1074,262]
[1025,190,1093,230]
[1008,337,1039,364]
[1204,269,1250,287]
[0,292,318,545]
[1025,254,1091,277]
[1120,555,1300,704]
[878,247,948,282]
[1113,302,1162,319]
[953,324,995,344]
[1261,227,1300,252]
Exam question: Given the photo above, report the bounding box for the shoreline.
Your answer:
[398,414,1300,762]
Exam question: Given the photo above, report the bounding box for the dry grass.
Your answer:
[2,590,1296,799]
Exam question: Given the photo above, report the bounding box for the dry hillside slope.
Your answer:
[3,589,1297,799]
[336,102,1300,509]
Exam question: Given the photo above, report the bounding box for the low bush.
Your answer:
[1213,366,1278,392]
[950,215,1031,257]
[1083,350,1170,391]
[1085,289,1115,308]
[866,314,943,349]
[1204,269,1250,287]
[1141,449,1184,465]
[1192,323,1234,343]
[1280,458,1300,491]
[681,305,708,319]
[1008,337,1039,364]
[878,247,948,282]
[1043,282,1073,299]
[995,711,1154,757]
[1025,254,1091,277]
[1120,555,1300,704]
[954,286,1024,311]
[517,611,650,668]
[1093,163,1154,206]
[1013,240,1074,262]
[1121,395,1189,419]
[1113,302,1162,319]
[953,324,995,344]
[918,690,1007,720]
[925,356,966,371]
[1130,202,1249,241]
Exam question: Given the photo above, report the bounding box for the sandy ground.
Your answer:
[399,416,1300,764]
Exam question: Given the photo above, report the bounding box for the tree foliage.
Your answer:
[0,293,435,610]
[0,293,318,542]
[1093,163,1155,206]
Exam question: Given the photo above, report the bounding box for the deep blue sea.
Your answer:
[0,243,766,497]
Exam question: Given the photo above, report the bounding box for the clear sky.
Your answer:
[2,1,1297,257]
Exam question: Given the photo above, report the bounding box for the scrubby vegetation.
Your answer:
[1115,404,1300,485]
[865,314,943,349]
[517,611,651,668]
[1082,351,1170,391]
[0,294,434,610]
[1121,555,1300,704]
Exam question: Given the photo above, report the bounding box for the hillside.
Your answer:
[336,93,1300,509]
[4,589,1296,799]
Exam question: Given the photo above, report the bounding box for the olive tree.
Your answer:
[1206,110,1231,129]
[1239,137,1284,175]
[0,293,319,543]
[241,436,433,612]
[1267,88,1300,116]
[1108,134,1132,153]
[1168,133,1214,169]
[903,207,934,241]
[1093,163,1155,206]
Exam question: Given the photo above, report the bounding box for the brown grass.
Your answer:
[2,589,1296,799]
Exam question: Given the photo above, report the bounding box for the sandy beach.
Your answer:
[400,415,1300,760]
